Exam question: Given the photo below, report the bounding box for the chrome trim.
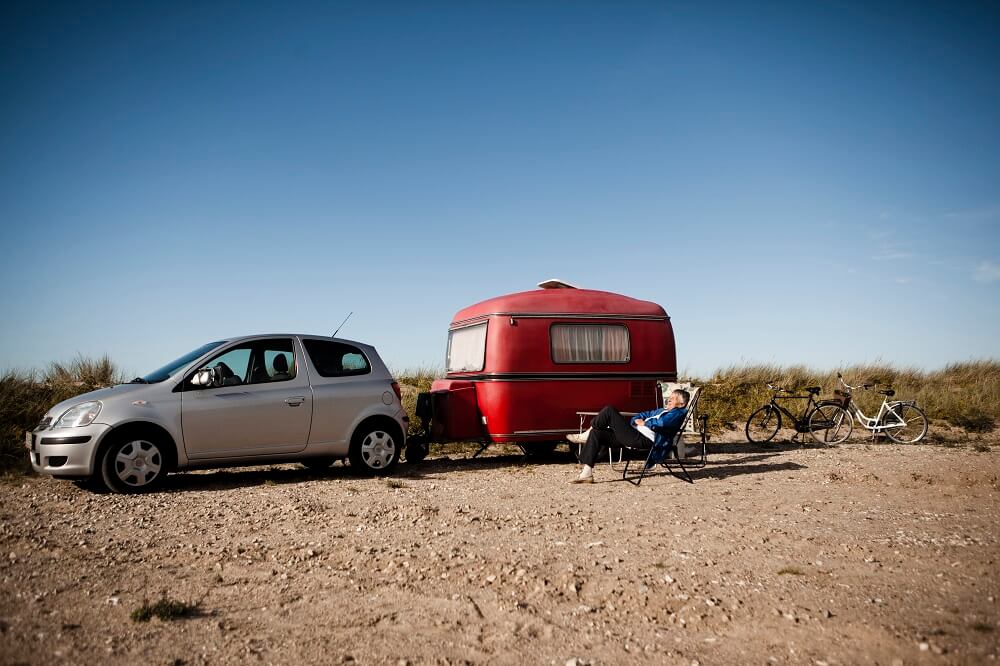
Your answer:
[510,429,576,436]
[445,372,676,382]
[450,312,669,328]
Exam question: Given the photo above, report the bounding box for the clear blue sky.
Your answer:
[2,2,998,378]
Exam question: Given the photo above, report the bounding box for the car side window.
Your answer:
[303,339,371,377]
[247,339,297,384]
[188,338,297,389]
[198,346,253,386]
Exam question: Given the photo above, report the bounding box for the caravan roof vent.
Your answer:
[537,278,579,290]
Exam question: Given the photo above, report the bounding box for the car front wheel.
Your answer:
[100,436,169,493]
[349,423,401,475]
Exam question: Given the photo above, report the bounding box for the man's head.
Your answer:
[666,389,690,409]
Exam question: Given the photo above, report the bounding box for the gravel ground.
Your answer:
[1,430,998,665]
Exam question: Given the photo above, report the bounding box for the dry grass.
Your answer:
[392,366,440,436]
[687,360,1000,433]
[1,356,121,473]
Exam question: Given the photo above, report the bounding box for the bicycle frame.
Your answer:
[837,377,914,439]
[764,391,823,432]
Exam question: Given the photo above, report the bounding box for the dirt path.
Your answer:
[2,434,998,665]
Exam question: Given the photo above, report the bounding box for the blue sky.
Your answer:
[1,2,998,378]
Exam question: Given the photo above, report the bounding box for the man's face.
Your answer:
[667,393,684,409]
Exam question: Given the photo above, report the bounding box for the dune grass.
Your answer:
[392,366,440,436]
[689,361,1000,432]
[1,356,121,473]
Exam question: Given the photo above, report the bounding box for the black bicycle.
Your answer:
[745,383,853,445]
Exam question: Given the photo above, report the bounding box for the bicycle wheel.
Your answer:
[746,405,781,444]
[808,404,853,444]
[883,404,928,443]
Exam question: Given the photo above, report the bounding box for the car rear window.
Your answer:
[303,339,372,377]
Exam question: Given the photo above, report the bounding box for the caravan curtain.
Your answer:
[551,324,630,363]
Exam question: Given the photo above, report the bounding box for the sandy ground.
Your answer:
[1,428,998,665]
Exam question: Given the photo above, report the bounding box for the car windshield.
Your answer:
[139,341,227,383]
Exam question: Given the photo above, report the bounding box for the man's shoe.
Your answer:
[569,476,594,484]
[566,429,591,445]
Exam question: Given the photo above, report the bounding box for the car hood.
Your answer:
[46,383,159,418]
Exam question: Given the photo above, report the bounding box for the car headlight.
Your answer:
[54,401,102,428]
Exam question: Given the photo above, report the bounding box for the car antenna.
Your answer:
[332,312,353,337]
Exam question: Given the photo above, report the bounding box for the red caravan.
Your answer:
[409,280,677,458]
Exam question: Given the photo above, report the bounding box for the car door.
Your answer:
[181,337,312,459]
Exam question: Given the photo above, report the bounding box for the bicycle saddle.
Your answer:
[878,388,896,397]
[806,386,820,395]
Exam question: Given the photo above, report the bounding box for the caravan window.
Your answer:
[551,324,630,363]
[447,322,487,372]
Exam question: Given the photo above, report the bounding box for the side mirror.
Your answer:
[191,368,215,387]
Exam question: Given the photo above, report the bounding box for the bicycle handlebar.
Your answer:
[837,374,883,392]
[766,383,817,395]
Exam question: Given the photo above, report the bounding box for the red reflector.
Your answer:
[391,382,402,401]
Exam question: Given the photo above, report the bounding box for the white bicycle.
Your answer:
[834,373,929,443]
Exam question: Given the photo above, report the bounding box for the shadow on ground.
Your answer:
[150,445,807,493]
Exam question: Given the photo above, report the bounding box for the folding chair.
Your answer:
[621,382,708,485]
[660,382,708,467]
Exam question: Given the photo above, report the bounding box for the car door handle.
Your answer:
[285,396,306,407]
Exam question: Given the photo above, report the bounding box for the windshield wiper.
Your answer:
[128,377,149,384]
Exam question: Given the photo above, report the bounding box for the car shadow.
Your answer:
[162,464,356,492]
[157,449,573,492]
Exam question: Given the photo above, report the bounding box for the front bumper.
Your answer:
[27,423,111,477]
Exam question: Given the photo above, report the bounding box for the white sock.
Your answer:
[579,465,593,479]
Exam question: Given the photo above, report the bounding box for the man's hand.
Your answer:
[633,418,645,427]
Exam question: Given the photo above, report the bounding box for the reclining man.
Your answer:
[566,388,690,484]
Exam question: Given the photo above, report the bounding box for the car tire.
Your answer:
[348,421,401,475]
[100,434,169,494]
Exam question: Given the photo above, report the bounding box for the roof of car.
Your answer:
[224,334,373,348]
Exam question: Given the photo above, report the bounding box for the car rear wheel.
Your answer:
[349,422,401,475]
[100,436,168,493]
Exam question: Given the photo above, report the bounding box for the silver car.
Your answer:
[27,334,408,493]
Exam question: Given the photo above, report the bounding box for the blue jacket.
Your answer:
[631,407,688,461]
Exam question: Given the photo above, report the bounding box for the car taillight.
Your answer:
[391,382,402,401]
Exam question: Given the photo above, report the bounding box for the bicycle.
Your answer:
[745,384,853,445]
[833,373,928,443]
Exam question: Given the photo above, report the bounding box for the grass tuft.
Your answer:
[777,567,805,575]
[131,597,198,622]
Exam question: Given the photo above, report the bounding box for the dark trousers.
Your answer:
[579,405,650,466]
